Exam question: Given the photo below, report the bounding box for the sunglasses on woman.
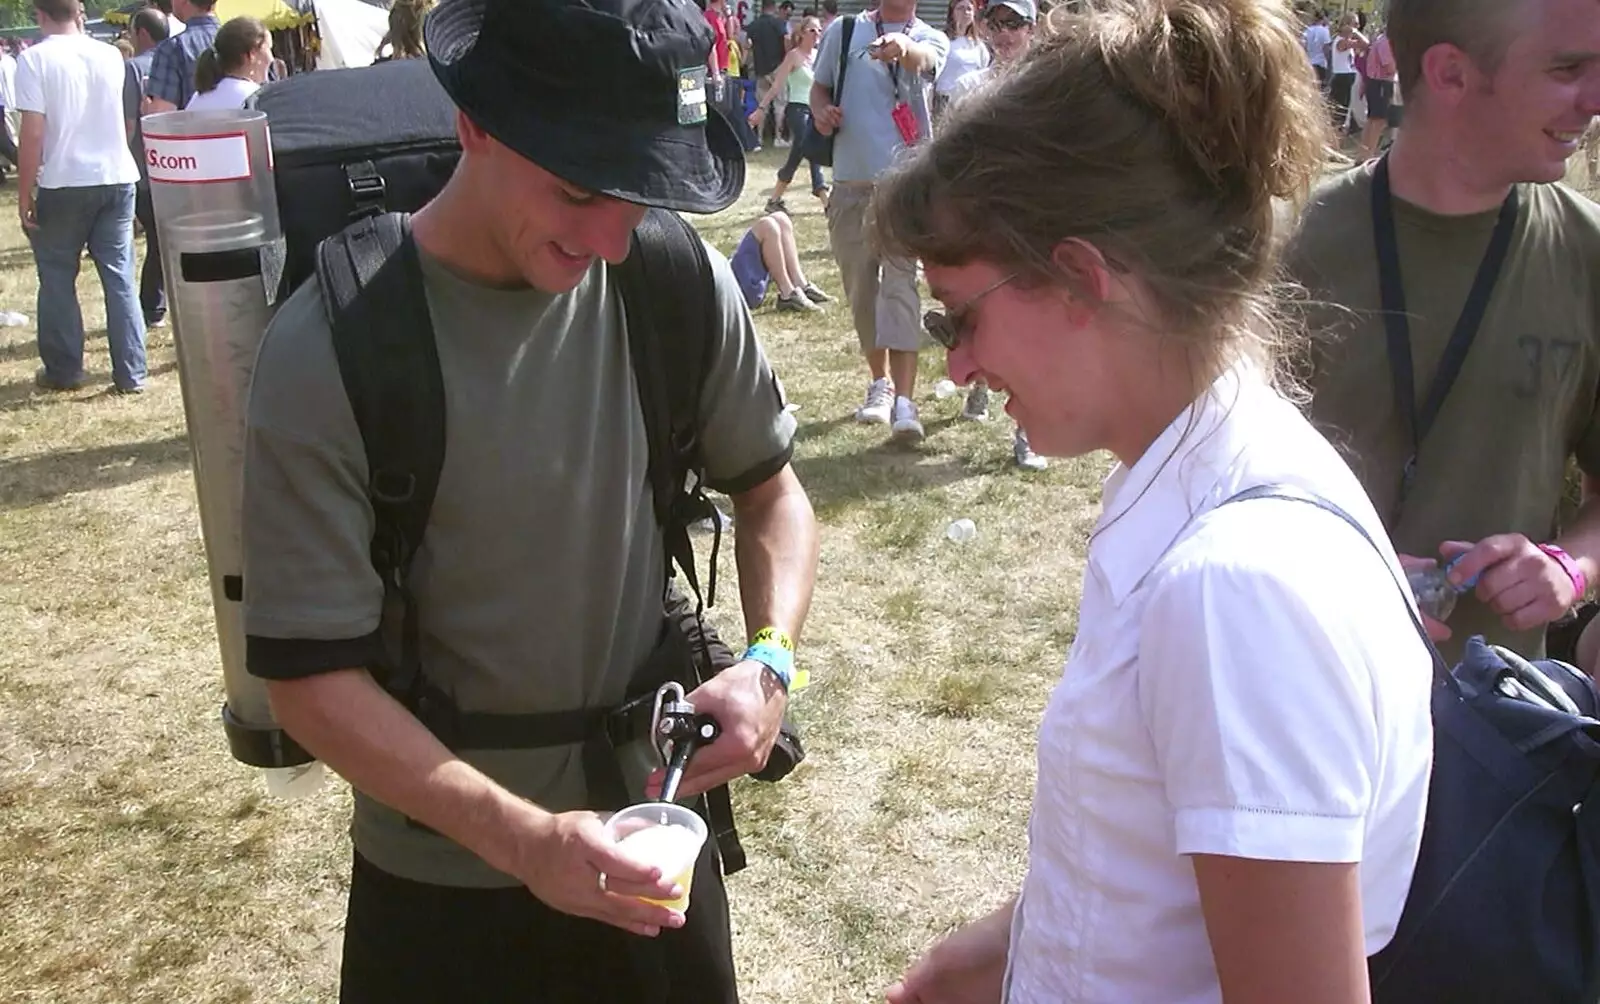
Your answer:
[923,273,1017,350]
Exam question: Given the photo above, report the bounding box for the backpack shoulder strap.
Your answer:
[613,208,721,613]
[316,211,445,700]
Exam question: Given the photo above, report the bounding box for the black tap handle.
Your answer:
[657,714,720,804]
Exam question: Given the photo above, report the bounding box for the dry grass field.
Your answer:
[1,146,1597,1004]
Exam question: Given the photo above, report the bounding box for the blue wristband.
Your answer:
[743,641,805,693]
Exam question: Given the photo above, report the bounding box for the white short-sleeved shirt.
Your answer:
[185,76,259,111]
[1303,23,1331,67]
[936,34,989,94]
[1002,364,1433,1003]
[14,33,139,189]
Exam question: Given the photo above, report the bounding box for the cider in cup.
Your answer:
[603,802,708,912]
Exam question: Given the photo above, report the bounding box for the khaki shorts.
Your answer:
[825,183,923,354]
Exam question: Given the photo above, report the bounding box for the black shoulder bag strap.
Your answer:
[833,15,855,110]
[317,212,445,706]
[613,209,755,873]
[615,208,721,619]
[1372,155,1519,529]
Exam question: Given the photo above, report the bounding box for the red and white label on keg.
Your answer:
[142,131,252,184]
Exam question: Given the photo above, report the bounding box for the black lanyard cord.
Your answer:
[1372,154,1520,528]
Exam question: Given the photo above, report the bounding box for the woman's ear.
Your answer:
[1049,237,1115,317]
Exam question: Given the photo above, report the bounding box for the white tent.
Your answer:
[307,0,389,69]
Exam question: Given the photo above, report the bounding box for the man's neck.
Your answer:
[412,178,528,290]
[39,19,79,36]
[1386,124,1515,216]
[878,1,915,23]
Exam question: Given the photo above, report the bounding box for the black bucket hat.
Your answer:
[424,0,744,214]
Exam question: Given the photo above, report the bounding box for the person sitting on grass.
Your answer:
[730,209,832,314]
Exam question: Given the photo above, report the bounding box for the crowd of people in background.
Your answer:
[16,0,432,397]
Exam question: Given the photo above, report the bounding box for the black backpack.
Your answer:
[261,60,801,875]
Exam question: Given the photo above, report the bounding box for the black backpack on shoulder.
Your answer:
[261,59,802,875]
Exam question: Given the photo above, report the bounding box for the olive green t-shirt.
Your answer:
[241,241,795,887]
[1289,163,1600,660]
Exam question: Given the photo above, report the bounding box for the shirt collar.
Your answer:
[1088,359,1271,605]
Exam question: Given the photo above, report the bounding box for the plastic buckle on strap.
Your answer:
[345,161,387,220]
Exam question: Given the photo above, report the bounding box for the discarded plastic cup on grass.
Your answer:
[934,379,960,400]
[946,518,977,542]
[261,761,326,799]
[603,802,708,913]
[0,311,29,327]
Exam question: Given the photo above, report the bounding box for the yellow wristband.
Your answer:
[751,626,794,653]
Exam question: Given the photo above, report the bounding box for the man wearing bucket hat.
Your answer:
[239,0,819,1000]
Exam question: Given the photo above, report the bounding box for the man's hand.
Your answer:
[1441,534,1578,632]
[813,100,843,135]
[869,32,913,63]
[510,808,689,938]
[1398,553,1453,642]
[886,902,1014,1004]
[645,660,787,800]
[18,196,35,232]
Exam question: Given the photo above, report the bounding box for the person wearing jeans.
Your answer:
[749,15,827,213]
[29,185,146,391]
[16,0,145,393]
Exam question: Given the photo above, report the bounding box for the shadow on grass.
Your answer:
[0,433,191,511]
[0,358,177,412]
[793,440,974,520]
[0,338,37,363]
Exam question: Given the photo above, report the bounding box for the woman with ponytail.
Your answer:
[878,2,1433,1002]
[186,16,271,111]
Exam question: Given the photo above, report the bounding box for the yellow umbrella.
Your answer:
[106,0,313,29]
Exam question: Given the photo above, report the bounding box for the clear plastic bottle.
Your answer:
[1406,557,1480,622]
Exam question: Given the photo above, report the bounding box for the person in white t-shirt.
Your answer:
[933,0,987,119]
[0,41,19,177]
[875,3,1433,1002]
[1302,8,1331,87]
[1329,12,1366,132]
[185,16,271,111]
[16,0,145,394]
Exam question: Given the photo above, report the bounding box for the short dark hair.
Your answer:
[761,0,776,8]
[131,7,169,41]
[1387,0,1522,96]
[33,0,81,23]
[821,0,838,13]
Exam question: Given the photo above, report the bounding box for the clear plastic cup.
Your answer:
[602,802,707,913]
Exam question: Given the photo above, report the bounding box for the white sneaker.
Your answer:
[891,396,925,442]
[856,378,894,424]
[1014,427,1047,471]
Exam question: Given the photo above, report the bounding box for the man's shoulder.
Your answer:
[1288,163,1375,263]
[1525,181,1600,245]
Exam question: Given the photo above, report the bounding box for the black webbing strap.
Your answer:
[613,208,749,873]
[614,209,722,619]
[318,213,445,708]
[1372,155,1520,529]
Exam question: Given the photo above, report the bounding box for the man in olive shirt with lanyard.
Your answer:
[1289,0,1600,661]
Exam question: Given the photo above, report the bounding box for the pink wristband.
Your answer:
[1538,543,1587,603]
